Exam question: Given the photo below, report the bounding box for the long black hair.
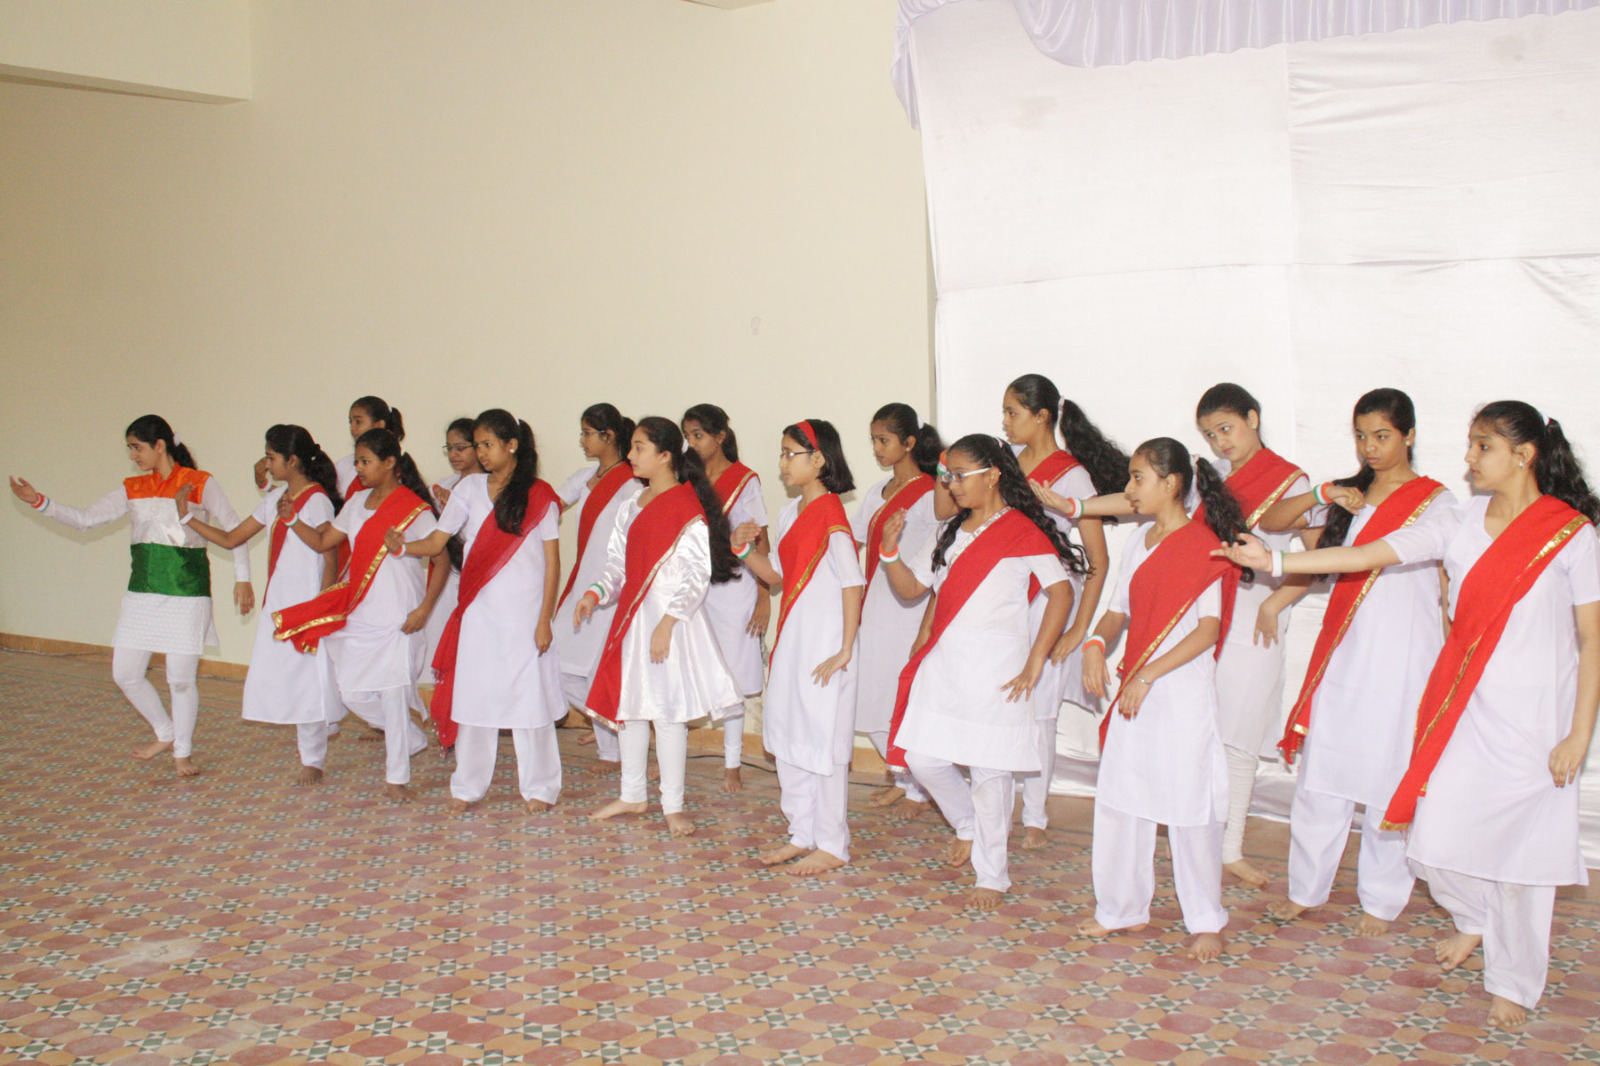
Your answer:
[681,403,738,463]
[1321,389,1416,547]
[872,402,943,477]
[1196,382,1263,444]
[476,408,542,536]
[265,424,343,514]
[126,415,195,469]
[784,419,854,494]
[582,403,636,459]
[446,416,476,444]
[1474,400,1600,524]
[1058,399,1130,497]
[931,434,1086,575]
[1135,437,1253,582]
[352,396,406,442]
[635,416,740,583]
[355,428,435,515]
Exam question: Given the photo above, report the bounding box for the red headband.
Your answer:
[796,420,819,450]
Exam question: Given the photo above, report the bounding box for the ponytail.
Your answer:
[126,414,195,469]
[351,396,406,443]
[265,424,344,514]
[355,427,434,515]
[1056,399,1130,497]
[930,434,1086,575]
[636,415,740,583]
[872,402,944,477]
[476,408,541,536]
[681,403,739,463]
[1322,389,1416,547]
[1475,401,1600,524]
[582,403,636,459]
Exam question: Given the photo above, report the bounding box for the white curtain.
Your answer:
[895,0,1600,125]
[905,1,1600,861]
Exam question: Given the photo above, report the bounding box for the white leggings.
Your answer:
[1223,745,1258,864]
[1420,864,1557,1009]
[111,647,200,758]
[1018,715,1059,829]
[343,688,426,784]
[904,754,1014,892]
[722,708,745,769]
[865,730,928,802]
[619,720,689,813]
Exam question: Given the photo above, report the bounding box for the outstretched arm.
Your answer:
[1214,533,1398,575]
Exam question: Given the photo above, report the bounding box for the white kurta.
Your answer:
[334,453,358,498]
[1097,530,1228,827]
[1385,495,1599,887]
[1298,489,1456,808]
[243,487,336,724]
[1213,458,1311,753]
[850,477,938,734]
[434,475,565,729]
[421,471,463,670]
[764,498,866,775]
[896,512,1068,771]
[554,464,645,683]
[587,497,743,725]
[1027,458,1098,720]
[703,475,768,695]
[323,489,439,697]
[40,476,251,654]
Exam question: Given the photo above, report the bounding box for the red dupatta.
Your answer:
[885,509,1058,770]
[559,462,637,605]
[272,485,430,654]
[1199,448,1305,529]
[771,493,851,657]
[712,462,758,517]
[430,480,562,735]
[1381,495,1589,829]
[584,482,706,723]
[1023,451,1081,599]
[863,475,934,588]
[1278,476,1445,764]
[267,484,330,586]
[1099,519,1236,747]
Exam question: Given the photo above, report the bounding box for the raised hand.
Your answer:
[433,484,452,508]
[1324,484,1365,514]
[1029,479,1072,515]
[9,477,41,507]
[880,510,907,554]
[253,456,271,490]
[1212,532,1270,570]
[383,527,405,556]
[276,492,297,523]
[732,520,761,550]
[174,483,194,518]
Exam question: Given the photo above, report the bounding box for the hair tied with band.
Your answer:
[172,433,183,446]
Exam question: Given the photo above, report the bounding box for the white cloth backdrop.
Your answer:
[902,1,1600,863]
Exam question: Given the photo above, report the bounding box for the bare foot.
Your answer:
[296,766,324,787]
[1435,931,1481,971]
[869,786,906,808]
[1022,827,1048,850]
[665,812,696,838]
[967,887,1005,911]
[1225,859,1270,888]
[723,767,744,793]
[760,843,808,867]
[524,798,552,813]
[1267,898,1308,922]
[1353,912,1392,938]
[450,798,473,815]
[590,799,648,821]
[359,727,385,743]
[575,730,596,746]
[133,740,173,760]
[386,783,414,803]
[892,798,930,820]
[792,850,847,877]
[1188,932,1225,961]
[1487,995,1527,1031]
[590,758,621,774]
[1077,917,1113,937]
[945,838,973,868]
[173,757,201,778]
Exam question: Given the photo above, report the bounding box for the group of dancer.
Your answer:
[10,380,1597,1030]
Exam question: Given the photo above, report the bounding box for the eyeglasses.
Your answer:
[579,428,600,439]
[442,443,475,455]
[778,449,815,462]
[938,466,992,488]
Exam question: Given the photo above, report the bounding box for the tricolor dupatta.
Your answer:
[1099,519,1236,748]
[429,480,562,744]
[267,484,330,587]
[770,493,852,657]
[584,482,707,724]
[885,508,1058,770]
[1381,495,1589,829]
[1199,448,1305,530]
[272,486,431,654]
[863,474,934,588]
[559,462,637,605]
[712,462,758,517]
[1278,477,1445,764]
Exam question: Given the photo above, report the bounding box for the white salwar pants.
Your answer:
[1092,804,1228,935]
[112,647,200,758]
[1018,716,1058,830]
[865,730,929,802]
[343,688,427,784]
[1419,864,1557,1009]
[776,759,851,861]
[1223,745,1258,864]
[722,707,745,769]
[904,754,1014,892]
[619,720,689,814]
[296,722,328,769]
[592,720,620,762]
[450,724,561,804]
[1286,786,1414,921]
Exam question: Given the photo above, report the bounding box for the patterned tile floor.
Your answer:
[1,648,1598,1066]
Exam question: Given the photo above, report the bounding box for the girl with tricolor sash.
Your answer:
[1218,400,1600,1030]
[683,403,769,792]
[273,428,445,802]
[419,416,484,755]
[879,434,1082,910]
[555,403,642,765]
[852,403,942,815]
[1078,439,1247,962]
[1004,375,1125,849]
[735,419,865,875]
[12,415,253,777]
[1060,383,1311,886]
[178,425,344,784]
[576,417,745,837]
[393,410,565,814]
[1252,389,1454,936]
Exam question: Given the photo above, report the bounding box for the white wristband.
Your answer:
[178,511,194,526]
[1270,550,1285,578]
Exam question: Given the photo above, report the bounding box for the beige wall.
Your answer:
[0,0,931,663]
